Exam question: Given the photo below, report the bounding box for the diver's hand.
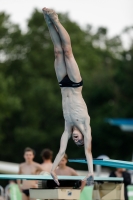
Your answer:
[81,174,94,190]
[51,171,60,186]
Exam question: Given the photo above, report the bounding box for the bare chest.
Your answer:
[21,165,37,175]
[56,168,72,176]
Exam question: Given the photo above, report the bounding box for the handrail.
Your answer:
[0,185,4,199]
[5,184,10,200]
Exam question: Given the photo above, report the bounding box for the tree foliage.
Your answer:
[0,10,133,168]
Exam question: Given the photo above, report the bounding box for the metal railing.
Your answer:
[0,185,4,200]
[4,185,10,200]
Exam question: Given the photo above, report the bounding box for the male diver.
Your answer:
[42,7,94,186]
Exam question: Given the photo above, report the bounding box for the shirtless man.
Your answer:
[41,148,53,172]
[42,7,94,186]
[17,147,43,200]
[56,154,78,176]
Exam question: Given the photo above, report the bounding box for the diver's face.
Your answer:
[72,128,84,145]
[117,168,125,173]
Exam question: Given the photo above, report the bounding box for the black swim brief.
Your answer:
[22,189,29,197]
[59,75,83,88]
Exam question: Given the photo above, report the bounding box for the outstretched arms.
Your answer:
[51,121,72,185]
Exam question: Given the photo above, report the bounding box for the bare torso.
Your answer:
[56,166,78,176]
[61,87,89,126]
[41,163,53,173]
[19,162,41,189]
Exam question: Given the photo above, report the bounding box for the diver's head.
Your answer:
[72,127,84,147]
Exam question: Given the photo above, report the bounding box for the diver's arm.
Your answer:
[51,121,72,185]
[83,124,94,186]
[84,125,93,174]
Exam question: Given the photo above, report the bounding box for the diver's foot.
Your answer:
[42,7,52,24]
[46,8,59,23]
[42,7,47,13]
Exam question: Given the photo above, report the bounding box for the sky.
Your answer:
[0,0,133,47]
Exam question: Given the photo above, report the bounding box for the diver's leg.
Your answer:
[42,8,66,82]
[46,8,82,83]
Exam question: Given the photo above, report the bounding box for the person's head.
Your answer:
[59,154,68,167]
[23,147,35,162]
[9,180,16,184]
[116,168,125,173]
[41,148,53,161]
[72,127,84,147]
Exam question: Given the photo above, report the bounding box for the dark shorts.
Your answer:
[22,189,29,197]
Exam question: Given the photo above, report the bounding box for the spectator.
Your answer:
[56,154,78,176]
[17,147,43,200]
[109,168,131,200]
[40,148,53,173]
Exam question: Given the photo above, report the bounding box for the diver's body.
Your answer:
[42,7,94,186]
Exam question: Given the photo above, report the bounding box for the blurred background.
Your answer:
[0,0,133,197]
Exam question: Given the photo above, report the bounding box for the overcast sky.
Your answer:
[0,0,133,47]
